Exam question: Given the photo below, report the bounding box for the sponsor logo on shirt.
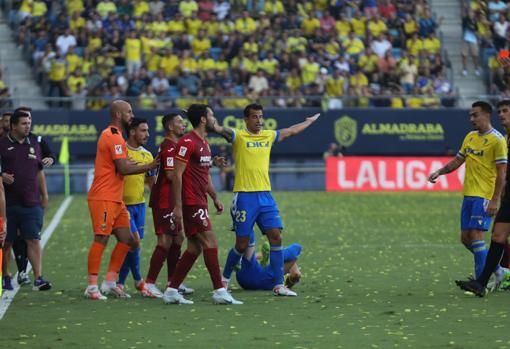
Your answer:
[246,141,270,148]
[200,156,211,166]
[167,157,174,167]
[114,144,123,154]
[179,146,187,156]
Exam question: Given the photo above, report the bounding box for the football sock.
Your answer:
[146,245,167,284]
[12,238,28,273]
[203,247,223,290]
[270,244,285,285]
[105,242,131,282]
[478,240,505,286]
[130,248,142,282]
[222,247,243,279]
[471,240,488,279]
[166,243,181,282]
[168,250,198,289]
[118,250,132,285]
[87,241,106,285]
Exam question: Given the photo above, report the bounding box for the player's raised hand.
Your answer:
[212,156,227,168]
[306,113,320,123]
[213,198,224,215]
[428,171,440,183]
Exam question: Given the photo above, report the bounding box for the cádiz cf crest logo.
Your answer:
[334,116,357,148]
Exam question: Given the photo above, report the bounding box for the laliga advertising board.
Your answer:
[326,157,465,192]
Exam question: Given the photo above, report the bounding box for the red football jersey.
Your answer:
[175,131,211,206]
[149,138,177,209]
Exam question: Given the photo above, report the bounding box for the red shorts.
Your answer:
[183,205,212,237]
[88,200,130,235]
[151,207,180,236]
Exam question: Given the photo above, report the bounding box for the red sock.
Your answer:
[203,247,223,290]
[167,243,182,283]
[501,241,510,268]
[146,245,168,284]
[169,250,198,289]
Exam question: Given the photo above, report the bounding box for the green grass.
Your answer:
[1,192,510,349]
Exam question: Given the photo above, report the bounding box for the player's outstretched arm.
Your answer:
[114,154,159,176]
[428,156,465,183]
[210,117,234,142]
[207,174,224,214]
[172,160,186,223]
[278,113,320,142]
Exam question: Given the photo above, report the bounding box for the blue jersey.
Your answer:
[236,243,301,290]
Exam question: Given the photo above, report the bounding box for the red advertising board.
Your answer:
[326,157,465,192]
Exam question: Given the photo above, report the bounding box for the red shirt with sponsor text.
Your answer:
[175,130,211,206]
[149,137,177,209]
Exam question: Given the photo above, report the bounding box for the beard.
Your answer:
[121,119,130,132]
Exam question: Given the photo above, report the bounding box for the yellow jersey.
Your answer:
[458,129,508,200]
[231,128,279,192]
[123,145,154,205]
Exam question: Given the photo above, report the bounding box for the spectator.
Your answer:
[323,142,344,159]
[461,9,480,76]
[371,33,392,58]
[493,13,508,50]
[248,69,269,94]
[151,69,170,96]
[213,0,230,20]
[55,28,77,56]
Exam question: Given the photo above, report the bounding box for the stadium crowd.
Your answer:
[471,0,510,96]
[5,0,453,109]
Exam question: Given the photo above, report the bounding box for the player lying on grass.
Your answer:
[236,240,302,292]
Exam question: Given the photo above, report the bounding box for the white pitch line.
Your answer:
[0,196,74,320]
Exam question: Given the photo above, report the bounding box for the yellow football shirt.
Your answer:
[123,145,154,205]
[458,129,508,200]
[231,128,279,192]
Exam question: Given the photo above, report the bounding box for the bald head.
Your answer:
[109,100,134,130]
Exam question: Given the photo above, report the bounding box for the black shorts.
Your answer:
[495,198,510,224]
[5,205,43,242]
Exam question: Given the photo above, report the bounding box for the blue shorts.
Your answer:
[6,205,43,242]
[127,203,146,239]
[236,243,302,290]
[460,196,492,231]
[230,192,283,238]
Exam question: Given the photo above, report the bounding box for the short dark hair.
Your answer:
[162,113,181,131]
[128,117,148,132]
[243,103,263,118]
[10,110,30,127]
[472,101,493,114]
[1,111,12,117]
[497,100,510,109]
[14,106,32,113]
[186,104,210,128]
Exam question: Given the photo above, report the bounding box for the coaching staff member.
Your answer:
[0,109,51,291]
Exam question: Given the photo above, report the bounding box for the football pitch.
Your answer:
[1,192,510,349]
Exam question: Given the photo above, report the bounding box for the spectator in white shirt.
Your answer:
[493,13,509,50]
[213,0,230,20]
[371,33,392,58]
[55,28,77,56]
[248,69,269,94]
